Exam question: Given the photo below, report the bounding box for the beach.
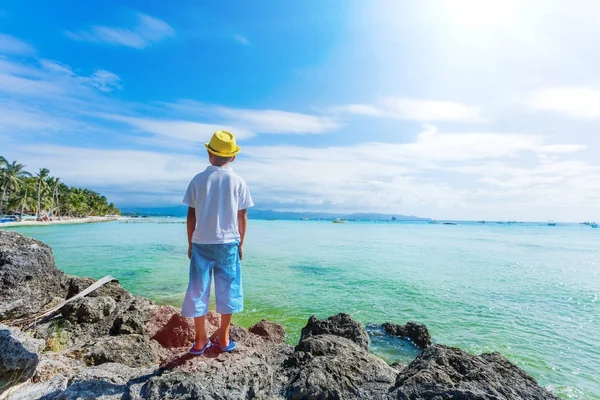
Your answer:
[4,219,600,399]
[0,216,119,228]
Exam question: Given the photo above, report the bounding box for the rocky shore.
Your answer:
[0,230,559,399]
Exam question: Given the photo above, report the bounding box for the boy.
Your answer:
[181,130,253,355]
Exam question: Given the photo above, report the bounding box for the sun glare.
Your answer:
[445,0,518,31]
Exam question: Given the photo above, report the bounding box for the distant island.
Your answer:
[120,206,429,221]
[0,156,119,219]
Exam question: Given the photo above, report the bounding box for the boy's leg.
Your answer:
[218,314,232,347]
[193,316,208,350]
[213,242,243,347]
[181,244,214,350]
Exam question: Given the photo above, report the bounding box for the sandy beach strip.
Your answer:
[0,216,120,228]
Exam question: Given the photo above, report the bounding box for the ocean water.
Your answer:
[5,220,599,399]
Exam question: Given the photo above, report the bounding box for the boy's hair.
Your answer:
[208,152,234,167]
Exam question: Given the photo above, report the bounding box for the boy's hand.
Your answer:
[238,245,244,260]
[188,243,192,259]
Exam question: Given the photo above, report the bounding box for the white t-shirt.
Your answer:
[183,165,254,244]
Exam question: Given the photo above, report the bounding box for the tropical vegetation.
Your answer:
[0,156,119,218]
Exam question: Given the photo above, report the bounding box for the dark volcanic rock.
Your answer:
[249,319,286,343]
[287,334,397,399]
[299,313,370,349]
[82,335,157,368]
[0,230,67,320]
[382,321,432,348]
[0,324,45,386]
[391,344,560,400]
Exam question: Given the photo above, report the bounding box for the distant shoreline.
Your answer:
[0,216,119,228]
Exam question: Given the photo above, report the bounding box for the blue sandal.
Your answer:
[212,337,237,352]
[189,341,211,356]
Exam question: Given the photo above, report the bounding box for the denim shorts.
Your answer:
[180,242,243,317]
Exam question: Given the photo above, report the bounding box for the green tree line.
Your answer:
[0,156,120,218]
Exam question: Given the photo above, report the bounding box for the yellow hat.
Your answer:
[205,130,241,157]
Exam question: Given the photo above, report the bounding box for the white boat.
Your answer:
[547,220,557,226]
[591,222,598,229]
[332,218,347,224]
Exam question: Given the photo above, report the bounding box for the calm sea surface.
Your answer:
[5,220,599,399]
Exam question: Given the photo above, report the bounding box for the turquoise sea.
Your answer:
[5,220,599,399]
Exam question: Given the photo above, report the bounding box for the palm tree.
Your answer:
[35,168,50,218]
[1,161,31,216]
[19,179,36,217]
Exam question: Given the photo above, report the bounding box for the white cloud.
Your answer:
[233,35,249,45]
[85,70,122,92]
[213,106,339,134]
[337,97,482,122]
[0,72,65,96]
[94,113,255,143]
[39,59,75,75]
[169,101,340,134]
[65,13,175,49]
[341,104,384,116]
[0,33,35,55]
[526,87,600,119]
[0,56,123,101]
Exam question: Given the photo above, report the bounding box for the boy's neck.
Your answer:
[210,162,230,168]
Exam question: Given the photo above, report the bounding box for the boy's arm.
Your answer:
[237,209,248,260]
[187,207,196,259]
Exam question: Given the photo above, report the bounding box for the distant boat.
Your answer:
[591,222,598,228]
[428,219,437,224]
[547,220,557,226]
[300,217,309,221]
[332,218,347,224]
[478,220,486,224]
[443,222,458,225]
[265,210,276,221]
[391,216,397,221]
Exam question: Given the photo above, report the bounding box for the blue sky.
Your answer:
[1,0,600,221]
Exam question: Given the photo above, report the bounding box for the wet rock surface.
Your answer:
[299,313,370,349]
[0,231,560,399]
[382,321,432,348]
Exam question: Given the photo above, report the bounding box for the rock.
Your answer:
[152,313,195,348]
[286,334,397,399]
[0,230,66,320]
[1,375,68,400]
[391,344,560,400]
[249,319,286,343]
[382,321,432,348]
[69,362,157,386]
[299,313,370,349]
[142,342,293,400]
[34,353,83,383]
[66,276,132,302]
[53,379,128,400]
[82,335,156,368]
[144,305,179,339]
[62,296,117,324]
[111,297,154,335]
[0,324,45,386]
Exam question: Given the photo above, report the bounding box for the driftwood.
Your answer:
[9,275,117,329]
